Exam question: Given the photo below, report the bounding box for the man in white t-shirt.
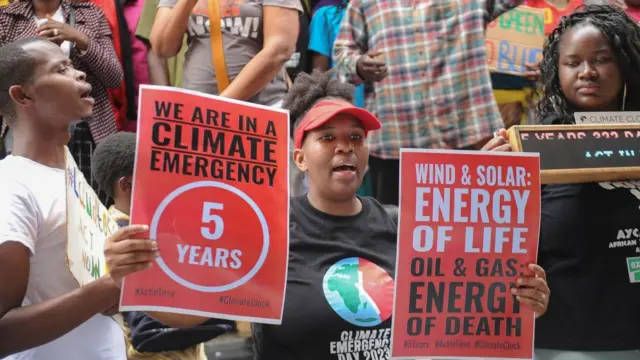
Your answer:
[0,38,156,359]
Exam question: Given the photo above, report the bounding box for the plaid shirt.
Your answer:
[0,0,122,143]
[333,0,522,159]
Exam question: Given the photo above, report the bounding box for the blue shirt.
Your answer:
[308,5,365,108]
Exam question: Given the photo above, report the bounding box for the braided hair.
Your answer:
[536,5,640,124]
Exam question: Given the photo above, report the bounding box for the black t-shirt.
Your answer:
[535,181,640,351]
[253,195,397,359]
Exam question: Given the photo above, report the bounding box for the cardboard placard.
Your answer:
[507,124,640,183]
[65,147,118,286]
[575,112,640,124]
[524,0,583,35]
[485,6,545,75]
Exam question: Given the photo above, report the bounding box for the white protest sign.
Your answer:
[65,147,118,286]
[575,112,640,124]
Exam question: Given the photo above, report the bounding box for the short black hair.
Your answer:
[0,37,48,121]
[537,5,640,123]
[283,69,355,137]
[92,132,137,198]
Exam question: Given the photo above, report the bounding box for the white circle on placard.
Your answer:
[150,180,269,293]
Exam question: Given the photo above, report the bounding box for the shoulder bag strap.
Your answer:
[207,0,230,92]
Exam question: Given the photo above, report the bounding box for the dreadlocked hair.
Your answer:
[283,69,355,137]
[536,4,640,124]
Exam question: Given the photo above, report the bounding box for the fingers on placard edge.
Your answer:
[123,239,156,252]
[483,137,504,150]
[516,295,545,313]
[520,278,550,298]
[116,262,153,278]
[106,240,155,261]
[528,263,547,279]
[115,224,149,241]
[515,288,545,303]
[126,250,158,264]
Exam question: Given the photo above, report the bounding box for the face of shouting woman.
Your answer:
[294,114,369,203]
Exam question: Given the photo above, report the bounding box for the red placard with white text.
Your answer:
[119,85,290,324]
[391,149,540,359]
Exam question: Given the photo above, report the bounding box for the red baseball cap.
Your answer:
[293,98,381,149]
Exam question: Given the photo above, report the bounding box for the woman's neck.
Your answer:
[307,191,362,217]
[569,93,625,115]
[32,0,62,18]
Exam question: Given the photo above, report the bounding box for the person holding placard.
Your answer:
[533,5,640,360]
[104,70,551,360]
[0,38,157,359]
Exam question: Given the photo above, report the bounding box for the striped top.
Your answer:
[333,0,523,158]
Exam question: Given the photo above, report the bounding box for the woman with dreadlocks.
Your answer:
[104,70,551,359]
[533,5,640,360]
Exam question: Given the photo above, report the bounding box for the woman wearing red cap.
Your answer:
[104,70,550,359]
[250,70,549,359]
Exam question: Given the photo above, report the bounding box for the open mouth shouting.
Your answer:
[79,84,94,105]
[332,162,358,181]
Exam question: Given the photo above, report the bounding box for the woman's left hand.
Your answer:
[513,264,550,318]
[36,18,89,50]
[481,128,513,152]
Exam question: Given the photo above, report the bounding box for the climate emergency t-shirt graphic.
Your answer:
[322,257,395,360]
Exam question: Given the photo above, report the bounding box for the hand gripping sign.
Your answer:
[119,85,290,324]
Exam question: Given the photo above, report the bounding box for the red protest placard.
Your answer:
[119,85,290,324]
[391,149,541,359]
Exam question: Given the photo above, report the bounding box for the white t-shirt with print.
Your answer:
[0,155,126,360]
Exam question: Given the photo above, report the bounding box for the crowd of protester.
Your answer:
[0,0,639,359]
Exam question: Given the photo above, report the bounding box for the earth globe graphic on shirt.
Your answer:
[322,257,394,327]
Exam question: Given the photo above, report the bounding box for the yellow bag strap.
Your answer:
[207,0,230,92]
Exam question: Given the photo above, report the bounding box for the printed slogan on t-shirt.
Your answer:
[119,85,290,324]
[190,0,261,39]
[391,149,541,359]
